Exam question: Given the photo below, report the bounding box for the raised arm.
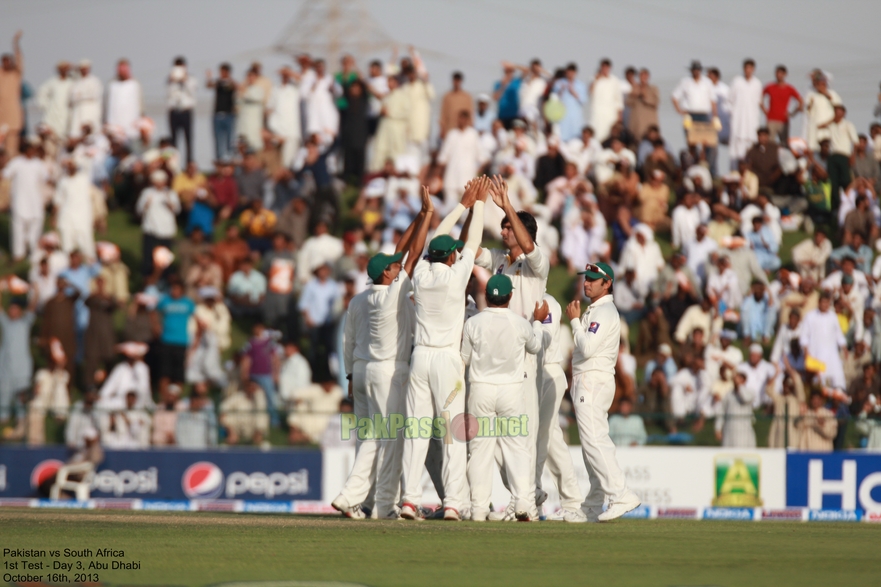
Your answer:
[435,179,478,236]
[13,30,22,73]
[490,175,534,254]
[403,186,435,276]
[463,177,488,253]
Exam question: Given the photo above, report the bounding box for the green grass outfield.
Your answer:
[1,510,878,587]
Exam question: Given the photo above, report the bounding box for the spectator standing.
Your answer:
[0,31,24,155]
[439,71,473,139]
[589,58,624,143]
[3,138,49,261]
[804,70,841,152]
[761,65,802,143]
[37,60,73,143]
[166,57,197,164]
[83,276,117,389]
[97,342,153,410]
[625,68,659,142]
[53,158,95,258]
[728,59,763,165]
[155,280,195,395]
[268,66,302,169]
[493,63,522,129]
[135,170,180,276]
[823,104,859,211]
[0,293,36,423]
[240,323,282,426]
[714,370,756,447]
[69,59,102,138]
[552,63,587,142]
[338,79,369,183]
[800,294,847,390]
[105,58,143,141]
[437,110,483,212]
[298,263,341,381]
[206,63,237,160]
[237,68,266,151]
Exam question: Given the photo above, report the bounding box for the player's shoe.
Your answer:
[488,502,516,521]
[535,488,548,507]
[427,506,445,519]
[443,507,461,521]
[546,508,588,523]
[331,496,366,519]
[382,506,401,520]
[581,506,602,523]
[471,509,489,522]
[597,498,641,522]
[361,505,373,518]
[400,502,424,521]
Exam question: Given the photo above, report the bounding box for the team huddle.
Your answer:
[332,176,640,522]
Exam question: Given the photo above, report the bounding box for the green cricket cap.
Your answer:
[486,274,514,297]
[367,252,403,281]
[428,234,463,259]
[578,262,615,282]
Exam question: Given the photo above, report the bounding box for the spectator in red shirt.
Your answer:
[209,159,240,221]
[762,65,803,144]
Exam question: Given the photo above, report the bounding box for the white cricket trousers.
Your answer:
[400,346,468,512]
[338,359,408,513]
[535,363,583,511]
[495,354,538,497]
[467,381,535,518]
[11,214,43,261]
[570,371,635,508]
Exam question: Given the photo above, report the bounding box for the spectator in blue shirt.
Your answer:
[58,250,101,361]
[552,63,588,141]
[747,216,781,273]
[493,65,522,129]
[740,280,775,345]
[155,278,195,394]
[829,231,873,275]
[298,263,341,381]
[644,343,678,383]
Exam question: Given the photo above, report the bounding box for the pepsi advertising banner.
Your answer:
[787,452,881,512]
[0,447,322,502]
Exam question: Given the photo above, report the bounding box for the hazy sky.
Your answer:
[3,0,880,167]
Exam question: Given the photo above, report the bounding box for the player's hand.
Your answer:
[489,174,509,209]
[347,379,353,399]
[460,179,479,209]
[533,300,549,323]
[420,185,434,214]
[566,300,581,321]
[475,175,491,203]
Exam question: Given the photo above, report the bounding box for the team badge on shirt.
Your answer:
[588,322,600,333]
[541,313,553,324]
[496,265,505,275]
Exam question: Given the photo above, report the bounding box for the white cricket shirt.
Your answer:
[476,245,549,320]
[412,248,475,351]
[461,307,542,385]
[571,294,620,376]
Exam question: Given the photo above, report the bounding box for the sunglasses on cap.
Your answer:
[583,264,609,279]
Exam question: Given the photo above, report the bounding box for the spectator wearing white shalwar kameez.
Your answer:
[3,140,49,262]
[53,158,95,258]
[37,61,73,140]
[728,60,763,163]
[268,68,302,168]
[236,69,266,151]
[619,224,664,293]
[105,59,142,141]
[437,110,484,212]
[69,60,102,138]
[305,60,339,139]
[589,59,624,143]
[800,294,847,389]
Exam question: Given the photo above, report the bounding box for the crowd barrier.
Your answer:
[2,446,880,517]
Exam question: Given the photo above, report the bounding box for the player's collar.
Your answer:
[587,294,613,308]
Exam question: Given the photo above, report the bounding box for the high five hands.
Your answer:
[460,176,491,208]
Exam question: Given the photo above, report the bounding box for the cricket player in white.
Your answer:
[474,176,550,515]
[536,293,587,522]
[567,262,641,522]
[462,274,544,522]
[333,188,434,519]
[400,178,487,521]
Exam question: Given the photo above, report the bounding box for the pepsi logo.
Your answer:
[182,461,224,499]
[31,459,64,490]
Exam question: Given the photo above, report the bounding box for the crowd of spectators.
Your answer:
[1,30,880,453]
